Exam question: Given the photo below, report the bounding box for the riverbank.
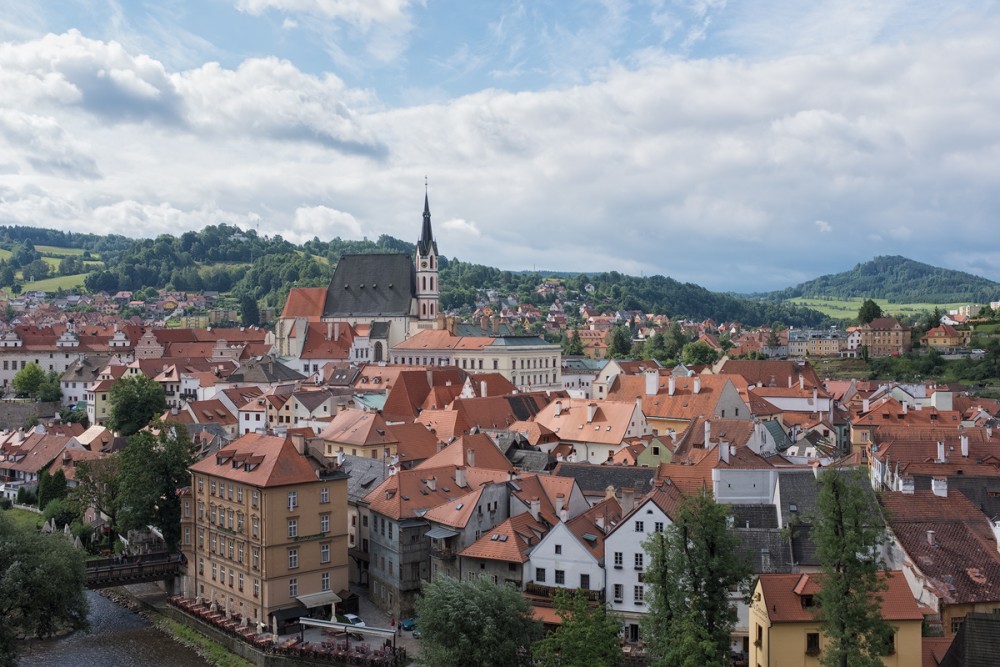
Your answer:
[105,584,252,667]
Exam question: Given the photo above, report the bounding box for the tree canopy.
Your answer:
[415,574,541,667]
[12,362,45,397]
[857,299,884,325]
[533,589,622,667]
[70,455,123,548]
[0,512,89,667]
[811,468,892,667]
[107,374,167,436]
[118,423,195,551]
[642,489,752,667]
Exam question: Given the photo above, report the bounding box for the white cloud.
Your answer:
[815,220,832,233]
[235,0,413,28]
[291,206,364,242]
[441,218,481,237]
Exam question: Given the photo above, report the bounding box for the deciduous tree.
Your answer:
[533,589,622,667]
[12,361,45,398]
[118,423,195,551]
[811,468,892,667]
[0,512,89,667]
[415,574,541,667]
[857,299,883,324]
[107,374,166,436]
[71,456,123,547]
[643,489,752,667]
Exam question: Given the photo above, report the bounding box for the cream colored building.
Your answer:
[749,571,923,667]
[181,433,349,632]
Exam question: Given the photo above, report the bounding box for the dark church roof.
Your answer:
[417,193,438,257]
[323,254,416,317]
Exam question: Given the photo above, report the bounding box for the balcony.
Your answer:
[431,547,456,561]
[525,581,604,602]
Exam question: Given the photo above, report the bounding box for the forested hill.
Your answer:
[767,255,1000,303]
[0,224,828,327]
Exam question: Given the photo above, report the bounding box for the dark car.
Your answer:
[400,617,417,631]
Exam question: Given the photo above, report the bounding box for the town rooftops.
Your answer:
[757,571,922,623]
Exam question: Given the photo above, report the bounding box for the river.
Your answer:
[17,590,210,667]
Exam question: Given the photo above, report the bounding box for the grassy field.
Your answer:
[0,248,11,261]
[23,272,91,291]
[788,296,967,320]
[3,507,44,531]
[35,245,88,256]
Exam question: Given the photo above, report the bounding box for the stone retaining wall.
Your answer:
[0,401,61,430]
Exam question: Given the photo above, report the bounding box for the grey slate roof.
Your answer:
[731,503,779,529]
[762,420,795,451]
[552,462,658,497]
[734,528,795,573]
[227,356,306,384]
[323,254,415,317]
[941,611,1000,667]
[342,454,390,504]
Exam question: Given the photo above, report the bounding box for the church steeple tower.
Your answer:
[415,180,439,322]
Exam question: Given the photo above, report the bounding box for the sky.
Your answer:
[1,1,999,293]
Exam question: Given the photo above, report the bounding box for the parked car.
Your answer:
[412,629,422,639]
[341,613,366,628]
[401,617,417,631]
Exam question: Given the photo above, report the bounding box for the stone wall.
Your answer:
[0,400,61,431]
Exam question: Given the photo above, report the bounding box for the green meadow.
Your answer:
[788,296,967,320]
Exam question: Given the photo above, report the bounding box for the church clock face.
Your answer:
[421,260,428,268]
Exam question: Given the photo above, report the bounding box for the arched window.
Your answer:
[422,276,426,290]
[422,302,427,316]
[374,342,384,363]
[430,277,434,291]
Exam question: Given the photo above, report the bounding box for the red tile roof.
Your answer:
[758,571,922,623]
[188,433,318,487]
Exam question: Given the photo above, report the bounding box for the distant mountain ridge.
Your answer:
[768,255,1000,304]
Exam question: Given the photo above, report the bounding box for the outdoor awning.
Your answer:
[425,526,460,539]
[270,605,308,622]
[295,591,342,609]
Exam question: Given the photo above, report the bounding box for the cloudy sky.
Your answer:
[1,1,998,292]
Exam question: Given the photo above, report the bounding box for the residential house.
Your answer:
[532,397,653,463]
[859,317,912,357]
[749,571,923,667]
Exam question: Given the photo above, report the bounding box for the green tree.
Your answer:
[533,589,622,667]
[70,456,123,547]
[239,293,260,327]
[107,374,167,436]
[415,574,542,667]
[37,469,68,510]
[681,341,720,366]
[811,468,892,667]
[857,299,883,324]
[118,423,195,551]
[607,326,632,358]
[12,362,46,397]
[565,330,585,356]
[0,512,89,667]
[37,370,62,402]
[643,489,752,667]
[42,497,78,529]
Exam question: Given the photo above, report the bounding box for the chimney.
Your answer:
[931,476,948,497]
[595,514,605,532]
[812,461,821,479]
[926,529,937,546]
[693,376,701,394]
[863,398,870,413]
[529,497,540,521]
[936,441,946,463]
[492,317,499,335]
[961,434,969,458]
[812,387,818,404]
[559,508,569,522]
[455,467,467,488]
[586,403,597,423]
[554,400,562,417]
[719,434,730,465]
[902,401,908,415]
[668,376,676,396]
[704,420,712,449]
[334,322,340,342]
[291,432,305,455]
[605,485,616,501]
[335,450,345,466]
[480,380,488,398]
[788,375,792,388]
[327,321,333,341]
[621,487,635,513]
[555,493,565,515]
[799,374,804,389]
[645,370,658,396]
[900,476,914,494]
[426,476,436,491]
[466,448,476,468]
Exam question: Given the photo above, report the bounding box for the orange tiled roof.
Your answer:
[459,512,550,562]
[281,287,328,319]
[416,433,513,473]
[758,571,922,623]
[188,433,318,487]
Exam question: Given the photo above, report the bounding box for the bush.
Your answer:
[0,498,12,510]
[43,498,78,529]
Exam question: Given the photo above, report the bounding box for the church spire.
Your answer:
[418,178,437,256]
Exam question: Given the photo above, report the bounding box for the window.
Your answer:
[211,563,217,580]
[220,565,225,582]
[183,501,191,518]
[288,491,298,510]
[288,549,298,569]
[320,543,330,564]
[536,568,546,583]
[654,522,664,532]
[228,540,234,559]
[238,543,244,563]
[288,519,298,538]
[211,480,217,495]
[951,616,965,634]
[252,547,260,570]
[388,522,393,539]
[614,552,623,568]
[227,484,233,500]
[580,574,590,589]
[635,521,644,532]
[289,578,298,597]
[238,573,244,591]
[183,527,191,545]
[613,584,623,602]
[320,487,329,504]
[251,490,259,508]
[806,633,820,656]
[321,572,330,591]
[634,586,644,604]
[211,535,217,553]
[555,544,562,555]
[253,579,260,598]
[252,516,260,538]
[634,553,644,570]
[237,487,243,502]
[555,570,565,585]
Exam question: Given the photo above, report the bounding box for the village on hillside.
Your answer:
[3,202,1000,667]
